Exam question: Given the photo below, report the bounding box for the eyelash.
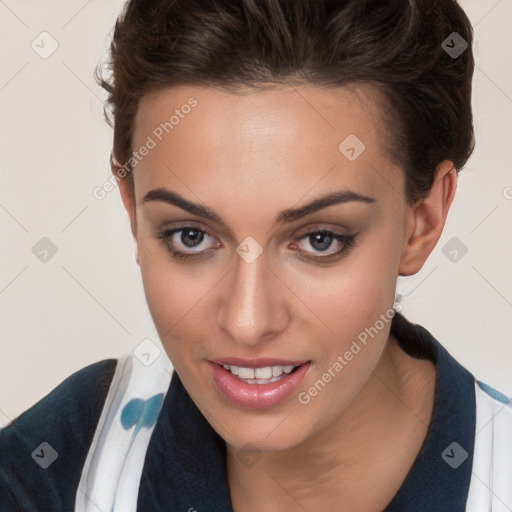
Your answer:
[154,226,358,263]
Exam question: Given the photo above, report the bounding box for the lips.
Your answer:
[208,358,311,409]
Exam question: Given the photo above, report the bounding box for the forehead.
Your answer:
[131,83,403,213]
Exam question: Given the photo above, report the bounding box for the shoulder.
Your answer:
[0,358,118,511]
[466,380,512,510]
[473,379,512,447]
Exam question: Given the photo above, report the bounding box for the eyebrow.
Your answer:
[142,188,375,225]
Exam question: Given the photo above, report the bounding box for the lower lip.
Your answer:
[209,362,311,409]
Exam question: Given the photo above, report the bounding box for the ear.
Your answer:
[398,160,457,276]
[111,154,139,263]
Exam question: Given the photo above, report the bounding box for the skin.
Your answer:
[113,83,457,511]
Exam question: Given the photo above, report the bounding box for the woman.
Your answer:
[1,0,511,511]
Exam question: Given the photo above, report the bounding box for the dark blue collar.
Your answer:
[137,312,476,511]
[383,313,476,511]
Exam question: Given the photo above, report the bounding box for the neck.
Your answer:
[226,333,436,512]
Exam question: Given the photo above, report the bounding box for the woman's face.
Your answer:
[127,83,412,451]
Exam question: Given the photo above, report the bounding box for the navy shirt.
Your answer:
[0,312,477,510]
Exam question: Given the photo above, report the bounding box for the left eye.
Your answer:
[293,229,356,259]
[301,230,344,252]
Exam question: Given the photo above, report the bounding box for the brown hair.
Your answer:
[97,0,475,204]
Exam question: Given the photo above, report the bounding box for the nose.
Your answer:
[216,250,289,347]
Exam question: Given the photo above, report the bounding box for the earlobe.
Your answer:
[398,161,457,276]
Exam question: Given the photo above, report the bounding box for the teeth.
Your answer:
[223,364,299,382]
[272,366,283,377]
[254,367,272,379]
[238,367,255,379]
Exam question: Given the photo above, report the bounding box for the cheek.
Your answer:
[297,271,398,427]
[289,232,400,335]
[137,238,213,361]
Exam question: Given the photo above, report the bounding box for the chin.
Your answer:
[224,422,311,454]
[201,401,313,453]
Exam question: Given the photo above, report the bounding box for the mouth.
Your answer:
[208,358,311,409]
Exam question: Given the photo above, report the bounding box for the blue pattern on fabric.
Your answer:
[121,399,145,429]
[121,394,164,437]
[477,380,511,406]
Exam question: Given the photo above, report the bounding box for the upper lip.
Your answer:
[209,357,310,368]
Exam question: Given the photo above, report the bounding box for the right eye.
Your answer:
[154,226,220,261]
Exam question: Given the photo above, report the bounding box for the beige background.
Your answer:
[1,0,511,425]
